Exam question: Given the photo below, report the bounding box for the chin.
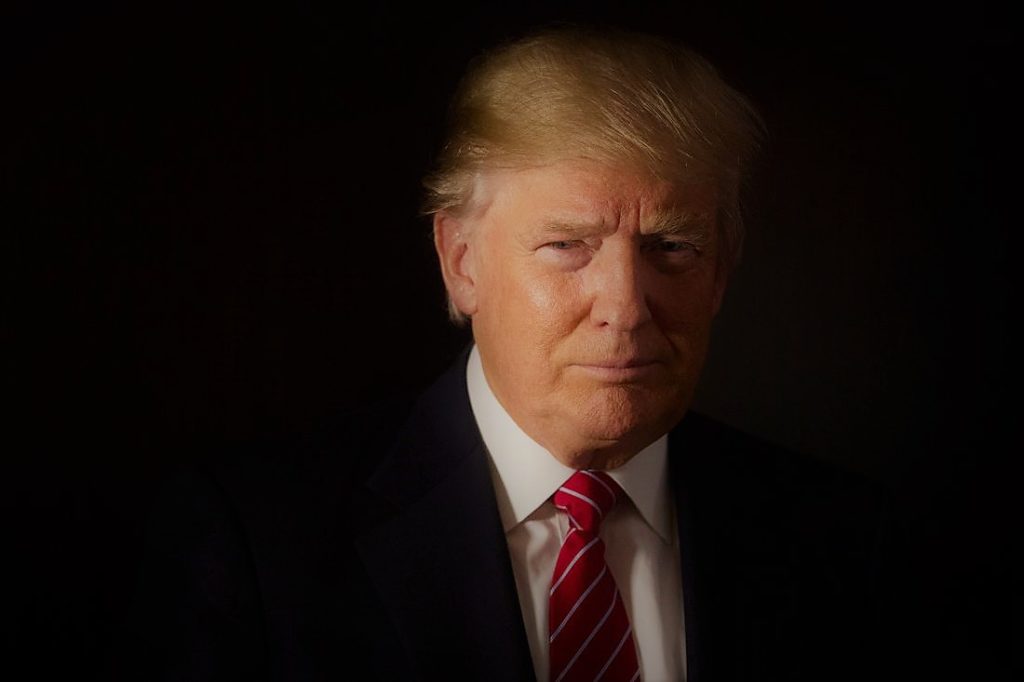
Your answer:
[575,386,678,444]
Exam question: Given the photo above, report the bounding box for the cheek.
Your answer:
[523,273,573,312]
[488,260,583,329]
[650,271,720,330]
[524,273,588,346]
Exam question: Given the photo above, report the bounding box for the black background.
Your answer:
[4,1,1013,678]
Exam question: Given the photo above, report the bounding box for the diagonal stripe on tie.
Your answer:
[550,534,601,596]
[551,565,608,641]
[549,470,640,682]
[557,487,605,517]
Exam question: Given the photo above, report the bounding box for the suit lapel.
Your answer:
[352,351,536,681]
[670,417,709,682]
[670,413,801,681]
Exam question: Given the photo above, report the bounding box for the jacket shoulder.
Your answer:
[675,410,888,505]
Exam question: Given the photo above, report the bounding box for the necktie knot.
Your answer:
[553,470,623,534]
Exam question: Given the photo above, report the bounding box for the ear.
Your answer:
[433,210,480,317]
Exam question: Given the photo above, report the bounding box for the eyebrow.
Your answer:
[537,219,608,239]
[538,211,714,238]
[644,210,715,237]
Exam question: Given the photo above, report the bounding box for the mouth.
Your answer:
[572,359,662,381]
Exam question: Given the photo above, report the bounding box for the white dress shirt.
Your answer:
[466,345,687,682]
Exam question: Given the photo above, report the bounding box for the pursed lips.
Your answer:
[570,357,664,381]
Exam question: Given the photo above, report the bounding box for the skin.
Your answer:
[434,158,727,470]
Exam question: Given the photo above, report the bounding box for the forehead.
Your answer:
[474,159,718,229]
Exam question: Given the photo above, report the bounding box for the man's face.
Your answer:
[437,159,726,469]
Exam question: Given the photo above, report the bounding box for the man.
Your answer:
[119,26,908,681]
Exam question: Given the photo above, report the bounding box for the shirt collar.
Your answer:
[466,345,673,543]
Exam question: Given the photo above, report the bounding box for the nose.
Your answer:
[587,242,653,331]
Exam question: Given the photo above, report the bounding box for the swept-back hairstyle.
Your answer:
[423,25,766,323]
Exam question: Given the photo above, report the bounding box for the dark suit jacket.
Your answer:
[114,349,916,681]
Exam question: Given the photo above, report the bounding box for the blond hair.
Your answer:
[423,25,766,323]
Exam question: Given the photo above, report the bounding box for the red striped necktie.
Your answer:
[549,470,640,682]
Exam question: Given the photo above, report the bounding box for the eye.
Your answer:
[538,239,592,269]
[546,240,580,250]
[647,238,697,254]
